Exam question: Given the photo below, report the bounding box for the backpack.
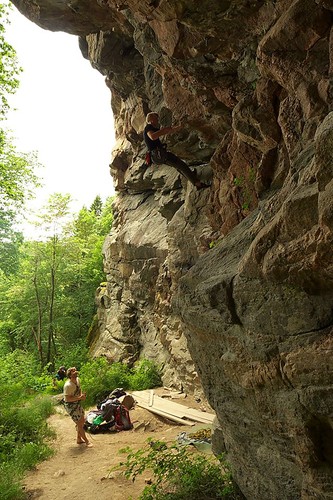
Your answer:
[109,388,127,399]
[85,399,133,433]
[84,410,115,434]
[114,404,133,431]
[97,388,126,409]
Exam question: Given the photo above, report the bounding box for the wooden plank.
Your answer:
[150,397,214,423]
[134,400,195,426]
[154,404,213,424]
[181,408,215,423]
[131,391,215,424]
[148,389,154,407]
[132,391,214,423]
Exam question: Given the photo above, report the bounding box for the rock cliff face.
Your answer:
[12,0,333,498]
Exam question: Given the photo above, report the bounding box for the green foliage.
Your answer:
[12,441,53,471]
[0,3,40,273]
[54,339,89,373]
[0,229,23,275]
[0,132,41,276]
[0,350,55,500]
[0,349,45,392]
[0,193,114,367]
[0,1,22,119]
[97,195,114,235]
[0,0,114,370]
[233,176,243,187]
[79,357,131,406]
[90,194,103,217]
[0,131,40,208]
[0,396,54,499]
[118,439,239,499]
[0,463,25,500]
[0,2,40,278]
[1,397,55,454]
[130,359,162,391]
[79,357,162,407]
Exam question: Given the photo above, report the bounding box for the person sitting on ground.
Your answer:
[55,366,67,381]
[144,112,208,190]
[63,367,92,447]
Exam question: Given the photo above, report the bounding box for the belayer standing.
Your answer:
[144,112,209,190]
[63,367,92,447]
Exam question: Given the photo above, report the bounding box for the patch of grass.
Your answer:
[117,439,241,499]
[0,350,56,498]
[2,396,55,450]
[13,441,53,471]
[0,463,26,500]
[0,442,53,500]
[0,393,55,500]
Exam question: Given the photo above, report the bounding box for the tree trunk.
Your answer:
[32,270,43,364]
[47,238,56,365]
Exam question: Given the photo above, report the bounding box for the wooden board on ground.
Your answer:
[131,390,215,426]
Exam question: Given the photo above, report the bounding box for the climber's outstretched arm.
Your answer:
[147,124,182,141]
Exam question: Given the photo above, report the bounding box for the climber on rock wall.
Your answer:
[144,112,209,190]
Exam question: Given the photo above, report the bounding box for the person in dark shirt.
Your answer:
[144,112,208,190]
[55,366,67,381]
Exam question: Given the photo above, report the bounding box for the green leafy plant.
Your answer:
[0,348,56,499]
[117,439,240,499]
[79,357,162,407]
[0,194,114,368]
[233,176,243,187]
[0,463,26,500]
[129,359,162,391]
[54,339,89,375]
[80,357,131,406]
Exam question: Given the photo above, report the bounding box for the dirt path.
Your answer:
[23,392,211,500]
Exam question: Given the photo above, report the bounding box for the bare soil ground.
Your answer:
[23,390,212,500]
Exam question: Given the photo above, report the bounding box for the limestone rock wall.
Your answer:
[12,0,333,498]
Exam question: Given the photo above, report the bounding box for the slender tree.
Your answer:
[90,195,103,217]
[34,193,72,364]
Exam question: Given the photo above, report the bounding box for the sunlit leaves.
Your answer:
[0,2,41,275]
[0,130,40,208]
[0,1,22,119]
